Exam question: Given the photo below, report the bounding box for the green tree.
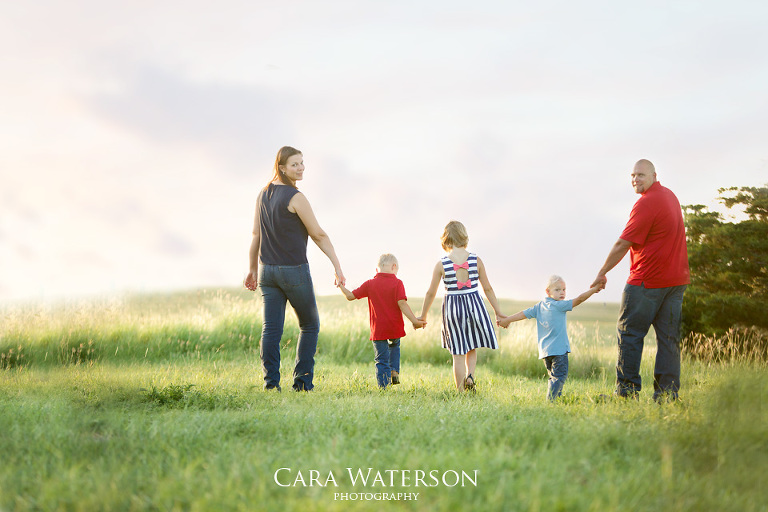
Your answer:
[683,185,768,336]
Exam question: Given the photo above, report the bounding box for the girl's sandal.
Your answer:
[464,374,476,391]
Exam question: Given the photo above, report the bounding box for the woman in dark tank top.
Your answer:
[244,146,346,391]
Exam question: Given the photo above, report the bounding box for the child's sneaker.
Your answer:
[391,371,400,385]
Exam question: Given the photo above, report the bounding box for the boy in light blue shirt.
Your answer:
[498,275,602,400]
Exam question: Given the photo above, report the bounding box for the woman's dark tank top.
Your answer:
[258,183,309,265]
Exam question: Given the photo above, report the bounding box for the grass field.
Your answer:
[1,289,766,511]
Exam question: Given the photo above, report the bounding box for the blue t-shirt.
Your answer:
[524,297,573,359]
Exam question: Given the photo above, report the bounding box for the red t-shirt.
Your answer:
[353,273,407,340]
[620,181,690,288]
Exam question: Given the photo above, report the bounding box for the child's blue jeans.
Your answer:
[544,353,569,400]
[372,339,401,388]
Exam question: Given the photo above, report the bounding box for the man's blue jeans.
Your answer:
[372,339,400,388]
[259,264,320,391]
[616,283,687,399]
[544,354,569,401]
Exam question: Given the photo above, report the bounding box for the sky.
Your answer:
[2,0,767,306]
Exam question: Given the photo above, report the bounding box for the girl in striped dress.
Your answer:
[418,221,506,391]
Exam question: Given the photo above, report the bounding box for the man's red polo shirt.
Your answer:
[620,181,690,288]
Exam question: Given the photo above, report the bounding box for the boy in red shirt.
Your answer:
[338,254,425,388]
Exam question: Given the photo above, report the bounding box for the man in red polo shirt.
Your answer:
[338,254,426,388]
[592,159,690,401]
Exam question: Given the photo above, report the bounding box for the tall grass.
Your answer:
[0,291,624,372]
[683,326,768,363]
[0,290,263,366]
[7,288,760,376]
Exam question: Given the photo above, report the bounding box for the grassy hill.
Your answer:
[0,289,765,511]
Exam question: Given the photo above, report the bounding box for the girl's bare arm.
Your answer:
[419,261,444,321]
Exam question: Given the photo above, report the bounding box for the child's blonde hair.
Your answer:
[441,221,469,251]
[378,253,398,270]
[546,275,565,291]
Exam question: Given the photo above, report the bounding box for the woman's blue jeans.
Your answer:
[259,264,320,391]
[372,339,400,388]
[616,283,687,400]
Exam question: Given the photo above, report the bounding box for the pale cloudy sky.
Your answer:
[2,0,767,305]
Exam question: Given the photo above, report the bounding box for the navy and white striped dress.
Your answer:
[440,253,498,355]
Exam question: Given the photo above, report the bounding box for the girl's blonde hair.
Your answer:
[441,220,469,251]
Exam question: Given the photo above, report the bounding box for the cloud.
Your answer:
[84,65,298,175]
[2,1,768,306]
[155,231,196,257]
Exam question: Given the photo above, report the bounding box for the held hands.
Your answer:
[497,311,527,328]
[411,318,427,330]
[335,269,346,287]
[590,274,607,290]
[496,314,512,329]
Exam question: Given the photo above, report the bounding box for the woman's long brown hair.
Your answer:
[266,146,302,189]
